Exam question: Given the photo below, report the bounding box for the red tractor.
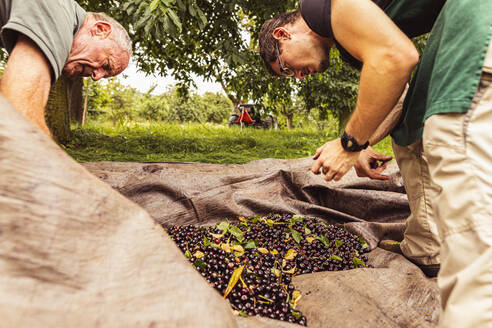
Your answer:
[228,104,278,129]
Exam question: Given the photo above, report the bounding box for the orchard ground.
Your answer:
[64,122,394,164]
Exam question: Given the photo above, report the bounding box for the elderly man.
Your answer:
[259,0,492,327]
[0,0,131,136]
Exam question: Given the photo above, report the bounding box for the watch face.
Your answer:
[341,132,368,152]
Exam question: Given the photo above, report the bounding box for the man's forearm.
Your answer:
[368,83,409,145]
[345,55,415,146]
[0,34,52,136]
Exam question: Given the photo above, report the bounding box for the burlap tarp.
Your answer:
[0,95,440,328]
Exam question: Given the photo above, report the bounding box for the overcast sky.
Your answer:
[118,60,224,95]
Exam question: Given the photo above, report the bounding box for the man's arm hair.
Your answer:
[0,34,52,136]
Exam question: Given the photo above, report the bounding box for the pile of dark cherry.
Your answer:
[166,214,372,326]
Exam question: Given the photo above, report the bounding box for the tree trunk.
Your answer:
[45,76,71,144]
[285,114,294,129]
[67,76,83,124]
[82,79,90,125]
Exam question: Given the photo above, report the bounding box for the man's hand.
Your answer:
[354,147,392,180]
[311,139,360,181]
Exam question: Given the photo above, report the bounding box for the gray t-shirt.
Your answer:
[0,0,86,81]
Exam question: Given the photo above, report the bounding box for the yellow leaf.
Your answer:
[231,244,245,257]
[224,265,245,298]
[284,249,298,260]
[306,237,315,243]
[290,290,302,309]
[239,276,248,288]
[257,248,269,254]
[221,243,231,253]
[193,251,205,259]
[272,268,281,277]
[270,249,279,255]
[238,216,246,222]
[282,266,296,274]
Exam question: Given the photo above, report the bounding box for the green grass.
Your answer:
[64,121,394,164]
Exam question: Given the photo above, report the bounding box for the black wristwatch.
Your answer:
[340,131,369,152]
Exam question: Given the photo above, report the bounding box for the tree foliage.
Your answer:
[85,78,233,125]
[76,1,427,129]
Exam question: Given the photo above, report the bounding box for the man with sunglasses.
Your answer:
[259,0,492,326]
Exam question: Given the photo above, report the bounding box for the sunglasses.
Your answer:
[275,41,295,77]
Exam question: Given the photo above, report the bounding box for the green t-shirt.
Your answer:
[388,0,492,146]
[0,0,86,82]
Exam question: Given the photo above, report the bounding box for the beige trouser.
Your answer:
[422,71,492,328]
[390,40,492,271]
[392,139,441,265]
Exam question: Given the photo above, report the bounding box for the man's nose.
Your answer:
[295,70,305,80]
[91,70,104,81]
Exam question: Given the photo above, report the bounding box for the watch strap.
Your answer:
[341,131,369,152]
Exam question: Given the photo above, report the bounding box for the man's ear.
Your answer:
[91,21,112,39]
[272,27,291,41]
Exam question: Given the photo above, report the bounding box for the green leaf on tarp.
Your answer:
[203,236,210,247]
[330,254,343,262]
[224,265,245,298]
[285,232,290,240]
[284,249,298,260]
[229,225,244,242]
[290,229,302,244]
[210,243,220,248]
[193,259,207,269]
[291,310,302,320]
[335,240,344,248]
[289,215,305,227]
[304,226,311,235]
[312,234,330,247]
[216,221,230,231]
[238,311,248,317]
[184,250,192,258]
[353,256,366,267]
[360,237,370,249]
[209,233,223,239]
[292,214,305,221]
[244,240,257,249]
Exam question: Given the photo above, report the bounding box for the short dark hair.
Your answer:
[259,10,301,76]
